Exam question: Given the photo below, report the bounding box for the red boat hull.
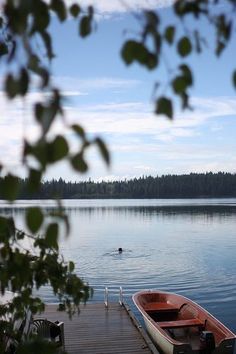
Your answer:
[133,290,236,354]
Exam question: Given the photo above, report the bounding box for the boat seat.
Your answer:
[144,302,179,312]
[159,318,204,329]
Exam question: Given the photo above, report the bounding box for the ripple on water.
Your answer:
[102,249,151,260]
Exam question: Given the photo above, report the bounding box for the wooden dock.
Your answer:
[42,302,159,354]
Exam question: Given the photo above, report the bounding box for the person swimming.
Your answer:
[118,247,123,253]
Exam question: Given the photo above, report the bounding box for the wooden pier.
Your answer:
[42,302,159,354]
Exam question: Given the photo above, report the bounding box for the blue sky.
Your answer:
[1,0,236,181]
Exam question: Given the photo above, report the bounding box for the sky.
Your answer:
[1,0,236,181]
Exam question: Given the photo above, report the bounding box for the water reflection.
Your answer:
[2,203,236,222]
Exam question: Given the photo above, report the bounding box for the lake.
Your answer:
[0,198,236,332]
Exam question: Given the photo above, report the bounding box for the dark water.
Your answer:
[1,199,236,332]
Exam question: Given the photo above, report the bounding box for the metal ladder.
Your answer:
[104,286,123,307]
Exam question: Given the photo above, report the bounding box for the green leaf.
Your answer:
[179,64,193,85]
[35,103,44,123]
[64,214,70,237]
[155,97,173,119]
[5,74,18,99]
[71,153,88,172]
[28,54,40,72]
[122,40,135,65]
[154,32,161,53]
[19,68,29,96]
[28,169,42,193]
[174,0,201,17]
[39,68,50,88]
[80,16,91,37]
[146,53,158,70]
[23,140,33,158]
[28,55,50,87]
[69,261,75,272]
[26,207,44,233]
[71,124,85,139]
[35,96,59,135]
[177,37,192,57]
[172,76,188,94]
[0,216,8,241]
[1,174,19,201]
[0,42,8,56]
[145,10,159,27]
[233,70,236,89]
[5,69,29,98]
[216,40,225,56]
[30,141,48,168]
[0,216,7,229]
[31,1,50,32]
[45,223,58,249]
[215,15,231,55]
[174,0,186,16]
[95,138,110,165]
[48,135,69,162]
[164,26,175,44]
[50,0,67,22]
[180,92,190,110]
[121,40,157,69]
[40,31,54,60]
[70,4,80,17]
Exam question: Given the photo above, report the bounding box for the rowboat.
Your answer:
[133,290,236,354]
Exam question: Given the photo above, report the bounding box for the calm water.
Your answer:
[1,199,236,332]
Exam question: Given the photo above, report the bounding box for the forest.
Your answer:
[1,172,236,199]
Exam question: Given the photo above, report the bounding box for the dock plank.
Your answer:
[41,303,158,354]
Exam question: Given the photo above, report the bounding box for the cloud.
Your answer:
[1,88,236,178]
[65,96,236,138]
[80,101,145,112]
[0,0,173,15]
[1,93,235,142]
[53,76,141,92]
[65,0,174,15]
[134,164,157,172]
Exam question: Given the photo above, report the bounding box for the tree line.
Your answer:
[1,172,236,199]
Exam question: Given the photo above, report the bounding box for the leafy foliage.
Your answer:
[0,1,105,353]
[121,0,236,117]
[79,6,94,37]
[155,97,173,119]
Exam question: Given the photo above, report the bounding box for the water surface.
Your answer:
[1,199,236,332]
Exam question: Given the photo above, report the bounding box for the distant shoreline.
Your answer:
[1,172,236,200]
